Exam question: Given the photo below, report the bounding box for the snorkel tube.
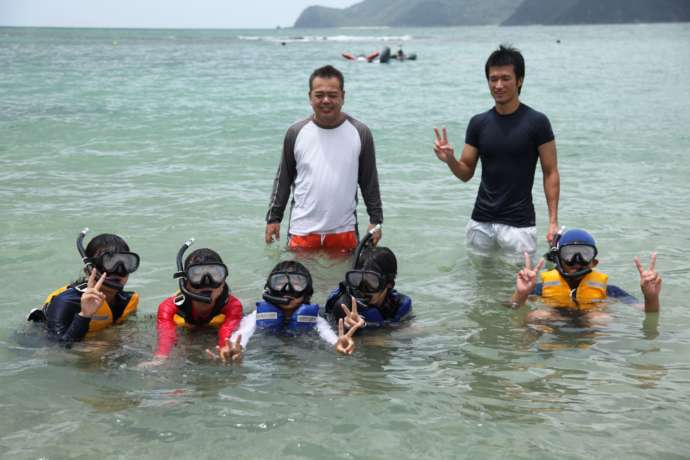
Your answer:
[353,224,381,269]
[77,227,92,269]
[76,227,126,291]
[544,226,565,265]
[173,238,213,304]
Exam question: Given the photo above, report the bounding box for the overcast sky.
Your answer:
[0,0,358,29]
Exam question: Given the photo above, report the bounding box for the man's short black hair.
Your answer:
[309,65,344,92]
[485,44,525,94]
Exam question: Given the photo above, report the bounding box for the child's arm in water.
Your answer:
[230,310,256,350]
[316,316,364,355]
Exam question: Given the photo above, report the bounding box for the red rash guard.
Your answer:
[154,289,243,357]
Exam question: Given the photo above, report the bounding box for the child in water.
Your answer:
[325,246,413,331]
[28,228,140,343]
[146,240,243,365]
[228,260,363,356]
[511,228,661,324]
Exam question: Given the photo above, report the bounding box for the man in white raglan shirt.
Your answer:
[265,65,383,252]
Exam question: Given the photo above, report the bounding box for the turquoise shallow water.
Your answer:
[1,24,690,459]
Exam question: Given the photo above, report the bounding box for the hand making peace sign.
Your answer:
[433,127,456,164]
[335,318,361,355]
[80,270,107,318]
[340,296,366,331]
[634,253,662,300]
[516,252,545,298]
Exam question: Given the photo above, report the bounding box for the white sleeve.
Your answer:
[230,310,256,349]
[316,316,338,346]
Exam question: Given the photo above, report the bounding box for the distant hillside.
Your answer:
[295,0,690,27]
[294,0,523,28]
[504,0,690,25]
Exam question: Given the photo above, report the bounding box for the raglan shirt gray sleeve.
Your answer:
[265,120,308,224]
[351,118,383,224]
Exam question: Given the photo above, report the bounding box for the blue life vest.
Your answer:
[255,301,319,331]
[360,291,412,327]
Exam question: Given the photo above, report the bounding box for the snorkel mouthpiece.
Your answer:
[262,290,292,306]
[76,227,126,291]
[174,238,214,304]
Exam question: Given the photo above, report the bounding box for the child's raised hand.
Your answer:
[516,252,544,296]
[80,270,107,318]
[340,296,365,330]
[634,253,662,300]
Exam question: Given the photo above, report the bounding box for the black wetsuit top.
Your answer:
[45,286,133,343]
[465,103,554,227]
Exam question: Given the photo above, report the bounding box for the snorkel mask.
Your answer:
[77,228,140,291]
[345,269,388,305]
[173,238,228,304]
[262,270,312,306]
[551,228,598,280]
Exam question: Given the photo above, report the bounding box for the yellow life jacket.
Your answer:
[43,284,139,332]
[540,269,608,310]
[173,313,226,328]
[169,293,227,328]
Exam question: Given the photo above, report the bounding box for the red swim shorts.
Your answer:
[288,231,358,252]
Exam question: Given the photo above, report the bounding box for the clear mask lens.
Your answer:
[186,264,227,288]
[97,252,140,274]
[345,270,384,293]
[559,245,596,266]
[268,273,309,294]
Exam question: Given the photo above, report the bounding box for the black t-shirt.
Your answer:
[465,103,554,227]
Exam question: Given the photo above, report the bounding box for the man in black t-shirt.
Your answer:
[433,45,560,258]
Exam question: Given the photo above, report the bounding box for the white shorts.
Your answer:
[465,219,537,257]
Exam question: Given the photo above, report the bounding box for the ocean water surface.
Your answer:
[1,24,689,459]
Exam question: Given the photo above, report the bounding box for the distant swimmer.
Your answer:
[229,260,363,357]
[342,50,379,62]
[510,228,662,326]
[28,228,140,344]
[265,65,383,252]
[141,240,243,366]
[433,44,560,258]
